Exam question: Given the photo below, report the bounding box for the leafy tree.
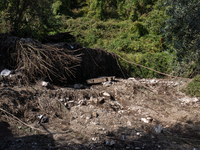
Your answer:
[1,0,61,39]
[163,0,200,76]
[118,0,157,21]
[87,0,106,20]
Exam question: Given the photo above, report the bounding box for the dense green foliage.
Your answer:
[185,75,200,97]
[163,0,200,77]
[0,0,61,39]
[1,0,200,81]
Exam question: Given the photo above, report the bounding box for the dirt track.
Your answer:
[0,76,200,150]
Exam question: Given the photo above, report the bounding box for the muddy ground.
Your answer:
[0,75,200,150]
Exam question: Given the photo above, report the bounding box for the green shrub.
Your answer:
[162,0,200,77]
[118,52,172,78]
[185,75,200,97]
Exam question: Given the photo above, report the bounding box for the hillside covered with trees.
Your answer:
[0,0,200,80]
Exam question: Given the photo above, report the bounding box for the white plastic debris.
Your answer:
[152,125,163,134]
[92,137,97,141]
[179,96,199,103]
[78,100,86,105]
[69,45,74,49]
[103,92,110,97]
[58,99,64,102]
[141,118,149,123]
[38,115,43,119]
[1,69,12,76]
[128,77,136,80]
[136,132,141,136]
[41,81,49,87]
[102,81,113,87]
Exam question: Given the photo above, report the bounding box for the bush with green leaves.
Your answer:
[118,0,156,21]
[185,75,200,97]
[118,52,172,78]
[0,0,61,39]
[163,0,200,77]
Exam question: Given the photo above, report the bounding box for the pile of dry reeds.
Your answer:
[0,34,81,84]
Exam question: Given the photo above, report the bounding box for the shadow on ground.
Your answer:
[1,121,199,150]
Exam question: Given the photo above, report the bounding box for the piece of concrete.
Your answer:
[86,76,115,84]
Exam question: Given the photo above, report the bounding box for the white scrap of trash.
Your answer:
[102,81,113,87]
[105,140,115,146]
[152,125,163,134]
[179,96,199,103]
[41,81,49,87]
[141,118,149,123]
[69,45,74,49]
[1,69,12,76]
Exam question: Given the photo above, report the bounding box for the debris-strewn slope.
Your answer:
[0,77,199,150]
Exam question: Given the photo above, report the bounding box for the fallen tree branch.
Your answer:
[0,107,44,132]
[114,53,188,79]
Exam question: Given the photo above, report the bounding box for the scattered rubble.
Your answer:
[0,69,200,149]
[179,96,199,104]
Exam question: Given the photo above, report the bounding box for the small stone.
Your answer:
[146,116,153,123]
[110,140,115,146]
[135,147,140,149]
[74,84,84,89]
[78,100,86,105]
[98,97,105,104]
[103,92,110,97]
[105,141,110,145]
[92,112,98,118]
[102,81,113,87]
[86,117,90,120]
[127,121,132,126]
[91,97,98,104]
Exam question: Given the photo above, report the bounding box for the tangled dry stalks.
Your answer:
[1,34,82,84]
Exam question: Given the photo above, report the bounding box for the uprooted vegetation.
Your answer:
[0,34,124,85]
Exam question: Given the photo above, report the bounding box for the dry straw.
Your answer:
[2,36,81,84]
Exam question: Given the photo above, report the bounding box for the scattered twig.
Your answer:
[115,53,188,79]
[0,107,44,132]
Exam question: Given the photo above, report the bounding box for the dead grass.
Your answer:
[1,34,82,84]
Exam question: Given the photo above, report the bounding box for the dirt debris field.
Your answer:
[0,76,200,150]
